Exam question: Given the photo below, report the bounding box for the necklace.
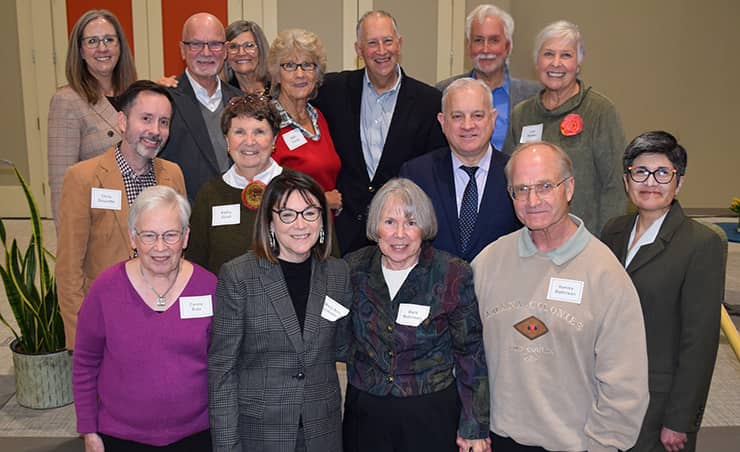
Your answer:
[139,260,181,308]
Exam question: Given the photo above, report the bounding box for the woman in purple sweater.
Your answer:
[73,186,216,451]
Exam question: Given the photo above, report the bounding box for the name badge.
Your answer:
[547,277,584,304]
[321,296,350,322]
[396,303,430,327]
[520,124,544,143]
[90,187,122,210]
[212,204,240,226]
[282,128,308,150]
[180,295,213,319]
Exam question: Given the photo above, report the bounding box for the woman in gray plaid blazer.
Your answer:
[209,170,352,452]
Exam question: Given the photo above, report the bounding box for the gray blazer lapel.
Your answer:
[628,202,684,274]
[259,261,305,358]
[302,259,327,349]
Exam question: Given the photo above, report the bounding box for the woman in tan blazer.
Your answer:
[47,9,136,221]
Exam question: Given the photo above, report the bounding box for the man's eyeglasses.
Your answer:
[82,35,119,49]
[135,230,184,245]
[280,62,317,72]
[509,177,571,201]
[625,166,677,184]
[273,207,322,224]
[227,41,258,54]
[181,40,226,52]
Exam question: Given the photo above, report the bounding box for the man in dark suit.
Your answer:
[400,78,520,262]
[314,10,447,255]
[435,4,539,152]
[159,12,242,202]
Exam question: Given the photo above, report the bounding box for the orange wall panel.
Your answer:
[161,0,228,77]
[65,0,134,57]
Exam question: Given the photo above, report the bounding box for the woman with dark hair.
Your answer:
[209,169,351,451]
[601,131,723,452]
[186,94,282,274]
[224,20,271,95]
[48,9,137,220]
[342,178,489,452]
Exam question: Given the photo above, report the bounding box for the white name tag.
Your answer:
[396,303,430,327]
[211,204,240,226]
[180,295,213,319]
[282,128,308,150]
[321,296,350,322]
[547,277,584,304]
[90,187,122,210]
[520,124,544,143]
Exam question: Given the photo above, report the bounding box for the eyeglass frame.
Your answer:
[279,62,318,72]
[272,206,323,224]
[625,166,678,184]
[227,41,258,54]
[81,35,119,49]
[228,94,271,107]
[181,40,226,52]
[134,229,185,245]
[508,176,572,201]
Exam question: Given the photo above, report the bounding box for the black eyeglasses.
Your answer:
[135,229,184,245]
[82,35,119,49]
[273,207,322,224]
[280,62,317,72]
[625,166,677,184]
[227,41,258,54]
[182,40,226,52]
[508,177,571,201]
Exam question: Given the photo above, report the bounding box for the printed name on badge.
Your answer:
[520,124,544,143]
[396,303,430,327]
[547,277,584,304]
[90,187,122,210]
[212,204,241,226]
[282,128,308,150]
[180,295,214,319]
[321,296,349,322]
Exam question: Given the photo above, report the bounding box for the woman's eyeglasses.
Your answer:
[273,207,322,224]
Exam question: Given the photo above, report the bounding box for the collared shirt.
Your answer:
[624,211,668,267]
[472,68,510,151]
[185,69,223,112]
[273,100,321,140]
[360,65,402,180]
[114,146,157,206]
[221,159,283,190]
[451,145,492,214]
[519,214,590,265]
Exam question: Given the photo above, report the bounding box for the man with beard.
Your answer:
[56,80,186,349]
[158,12,242,202]
[436,4,539,151]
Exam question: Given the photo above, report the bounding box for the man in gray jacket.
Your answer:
[436,4,539,151]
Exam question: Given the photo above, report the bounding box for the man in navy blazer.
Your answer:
[158,13,242,202]
[400,77,520,262]
[314,10,446,255]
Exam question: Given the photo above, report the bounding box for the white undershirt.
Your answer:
[625,211,669,267]
[382,263,416,299]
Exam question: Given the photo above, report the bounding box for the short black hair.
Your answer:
[116,80,175,115]
[623,131,687,176]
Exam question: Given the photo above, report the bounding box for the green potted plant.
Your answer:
[0,160,71,409]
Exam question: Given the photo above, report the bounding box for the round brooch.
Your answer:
[242,181,267,210]
[560,113,584,137]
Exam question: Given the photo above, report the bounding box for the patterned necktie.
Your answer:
[459,165,479,254]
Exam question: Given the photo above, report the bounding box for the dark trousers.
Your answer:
[490,432,549,452]
[343,383,460,452]
[99,429,211,451]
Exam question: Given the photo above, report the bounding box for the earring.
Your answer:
[132,248,138,258]
[319,227,325,245]
[269,229,276,249]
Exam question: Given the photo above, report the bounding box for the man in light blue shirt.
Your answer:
[436,4,540,151]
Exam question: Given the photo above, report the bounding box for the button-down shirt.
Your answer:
[115,146,157,206]
[451,145,492,214]
[185,69,223,112]
[472,68,510,151]
[273,100,321,140]
[360,65,402,180]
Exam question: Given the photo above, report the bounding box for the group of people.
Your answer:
[47,4,723,452]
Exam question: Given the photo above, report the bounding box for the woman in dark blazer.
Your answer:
[208,169,351,452]
[601,131,724,452]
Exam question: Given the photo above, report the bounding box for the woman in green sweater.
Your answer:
[186,94,283,274]
[503,20,625,234]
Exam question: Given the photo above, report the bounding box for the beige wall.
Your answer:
[277,0,345,72]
